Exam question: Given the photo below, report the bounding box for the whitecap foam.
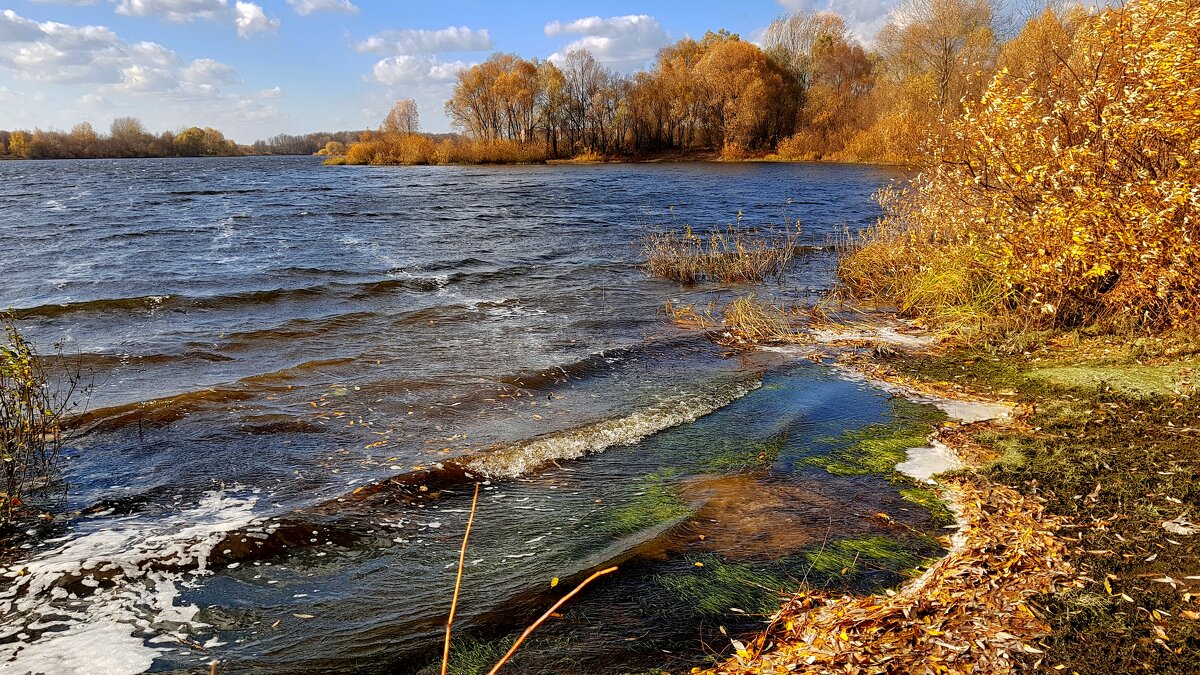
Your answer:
[0,489,263,674]
[467,378,761,479]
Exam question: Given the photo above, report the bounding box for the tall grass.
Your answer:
[643,224,803,284]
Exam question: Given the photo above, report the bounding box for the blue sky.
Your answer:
[0,0,897,143]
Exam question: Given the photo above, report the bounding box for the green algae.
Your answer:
[806,398,946,476]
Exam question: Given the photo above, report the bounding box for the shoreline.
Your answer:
[707,318,1200,673]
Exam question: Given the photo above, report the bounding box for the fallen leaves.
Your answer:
[706,480,1074,674]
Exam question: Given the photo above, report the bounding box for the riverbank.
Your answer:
[710,329,1200,673]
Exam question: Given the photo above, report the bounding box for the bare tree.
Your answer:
[383,99,420,135]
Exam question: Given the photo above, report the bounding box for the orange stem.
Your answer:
[441,482,481,675]
[487,566,618,675]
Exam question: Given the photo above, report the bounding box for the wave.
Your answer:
[348,375,761,511]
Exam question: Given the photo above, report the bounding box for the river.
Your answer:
[0,156,943,674]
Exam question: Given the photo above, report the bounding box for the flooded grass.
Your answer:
[806,398,946,476]
[803,535,921,578]
[657,555,790,617]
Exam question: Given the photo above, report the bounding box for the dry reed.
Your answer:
[643,224,803,284]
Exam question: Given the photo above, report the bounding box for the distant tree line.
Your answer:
[0,118,367,160]
[345,0,1081,164]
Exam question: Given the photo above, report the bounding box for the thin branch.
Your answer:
[487,566,619,675]
[441,482,480,675]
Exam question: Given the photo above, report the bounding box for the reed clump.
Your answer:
[839,0,1200,337]
[666,295,802,346]
[644,224,802,284]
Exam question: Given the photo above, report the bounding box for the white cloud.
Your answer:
[370,55,470,86]
[544,14,670,72]
[287,0,358,16]
[0,8,241,99]
[114,0,278,38]
[776,0,897,43]
[234,1,278,37]
[116,0,229,23]
[355,26,492,55]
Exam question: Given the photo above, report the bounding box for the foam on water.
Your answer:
[0,489,263,674]
[468,378,761,479]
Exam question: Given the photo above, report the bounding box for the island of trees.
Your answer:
[339,0,1076,165]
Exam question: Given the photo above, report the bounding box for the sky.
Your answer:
[0,0,899,143]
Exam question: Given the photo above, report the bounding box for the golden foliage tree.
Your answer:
[841,0,1200,332]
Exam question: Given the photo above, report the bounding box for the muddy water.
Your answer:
[0,157,939,674]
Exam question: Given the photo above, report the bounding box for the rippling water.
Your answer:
[0,157,937,674]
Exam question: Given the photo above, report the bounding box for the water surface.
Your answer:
[0,157,935,674]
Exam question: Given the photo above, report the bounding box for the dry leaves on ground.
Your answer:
[707,479,1076,674]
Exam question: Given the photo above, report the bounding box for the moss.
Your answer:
[898,486,955,527]
[803,535,921,578]
[806,398,945,476]
[1027,363,1196,397]
[703,431,787,472]
[657,556,790,617]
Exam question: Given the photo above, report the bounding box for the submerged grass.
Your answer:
[805,397,946,476]
[658,555,790,618]
[803,535,921,579]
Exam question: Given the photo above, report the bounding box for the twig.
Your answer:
[441,482,480,675]
[487,566,618,674]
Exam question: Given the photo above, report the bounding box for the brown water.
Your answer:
[0,157,943,674]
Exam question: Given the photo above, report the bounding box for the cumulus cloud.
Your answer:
[355,26,492,55]
[287,0,358,16]
[776,0,897,42]
[0,8,241,98]
[234,1,278,37]
[370,55,471,85]
[115,0,278,38]
[544,14,670,72]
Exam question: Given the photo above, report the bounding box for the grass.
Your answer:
[658,555,790,617]
[805,397,946,477]
[885,343,1200,673]
[666,295,803,347]
[803,535,921,579]
[600,471,691,538]
[644,224,803,284]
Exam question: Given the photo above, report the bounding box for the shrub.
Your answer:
[644,223,803,284]
[840,0,1200,334]
[1,314,72,522]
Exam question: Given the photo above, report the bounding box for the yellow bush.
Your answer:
[841,0,1200,333]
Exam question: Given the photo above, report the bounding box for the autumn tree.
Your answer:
[383,99,419,135]
[8,131,30,159]
[176,126,206,156]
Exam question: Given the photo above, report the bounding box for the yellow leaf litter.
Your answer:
[706,475,1076,674]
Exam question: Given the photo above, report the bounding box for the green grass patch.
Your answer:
[600,471,691,538]
[703,431,788,472]
[898,486,955,527]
